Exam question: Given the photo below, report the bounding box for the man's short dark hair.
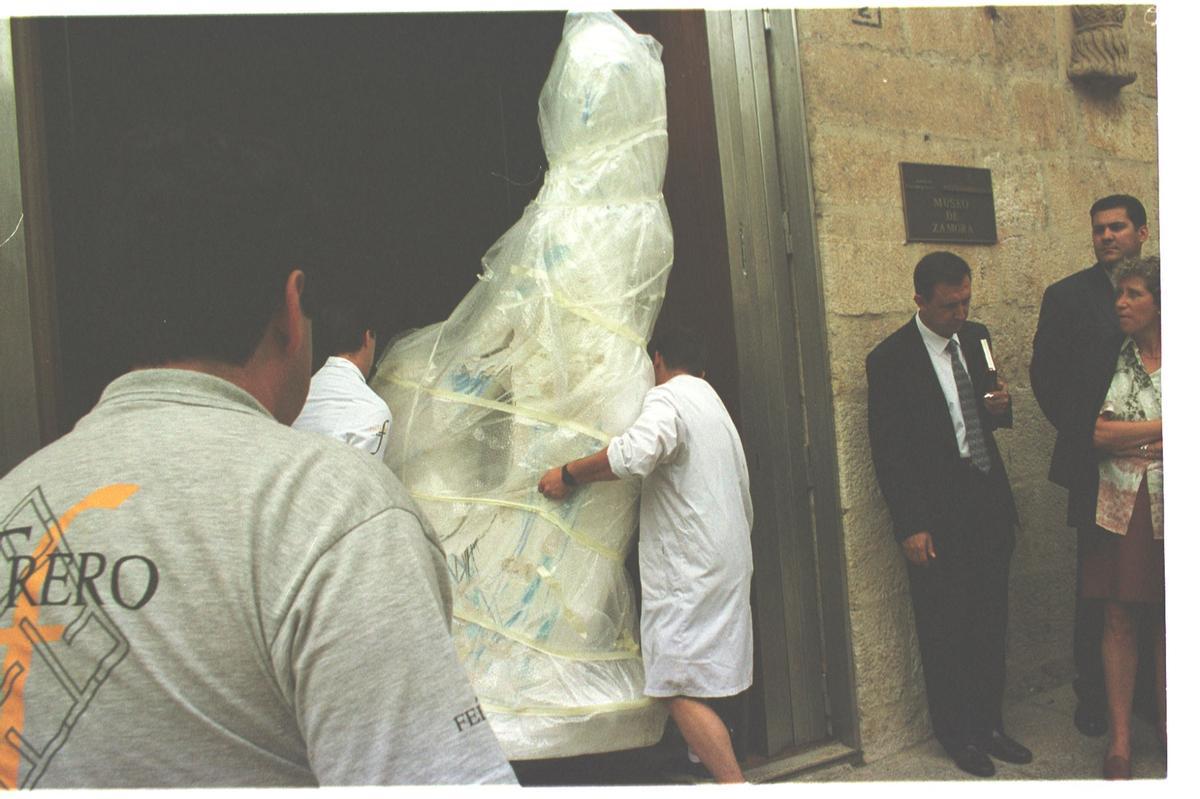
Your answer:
[313,296,376,365]
[648,325,707,376]
[101,124,324,368]
[913,251,972,299]
[1090,194,1147,228]
[1114,254,1160,307]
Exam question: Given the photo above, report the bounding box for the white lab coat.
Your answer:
[293,356,392,460]
[607,374,754,698]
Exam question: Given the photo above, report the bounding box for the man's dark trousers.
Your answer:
[868,318,1017,747]
[1073,538,1107,717]
[907,460,1014,748]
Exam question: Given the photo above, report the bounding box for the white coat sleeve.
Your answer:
[341,405,393,461]
[606,391,683,480]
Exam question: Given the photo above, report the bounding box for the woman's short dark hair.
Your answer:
[648,325,707,376]
[1114,255,1160,307]
[913,251,972,299]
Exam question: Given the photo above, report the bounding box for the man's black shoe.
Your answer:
[947,744,995,778]
[981,730,1033,764]
[1074,703,1107,737]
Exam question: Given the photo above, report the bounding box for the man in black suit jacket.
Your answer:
[1030,194,1150,736]
[867,251,1031,778]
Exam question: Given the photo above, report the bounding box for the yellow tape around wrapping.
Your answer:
[412,491,622,561]
[551,292,647,348]
[546,119,668,173]
[378,376,609,444]
[481,697,659,717]
[455,607,640,662]
[506,265,658,349]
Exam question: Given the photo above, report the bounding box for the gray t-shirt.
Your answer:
[0,370,516,787]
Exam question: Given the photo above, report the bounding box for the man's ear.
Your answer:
[362,328,375,352]
[1137,225,1150,244]
[281,269,307,355]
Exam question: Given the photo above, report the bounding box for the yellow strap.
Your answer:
[481,697,658,717]
[413,491,623,561]
[455,608,640,662]
[506,264,655,348]
[377,377,609,444]
[551,292,647,348]
[547,120,668,171]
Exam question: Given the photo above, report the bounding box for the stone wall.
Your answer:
[792,5,1158,760]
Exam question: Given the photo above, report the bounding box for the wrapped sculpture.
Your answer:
[372,11,673,758]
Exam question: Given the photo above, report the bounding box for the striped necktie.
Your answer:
[947,338,992,473]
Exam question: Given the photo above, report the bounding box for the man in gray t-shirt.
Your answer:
[0,127,515,787]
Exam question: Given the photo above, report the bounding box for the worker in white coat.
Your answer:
[538,326,754,783]
[293,297,392,459]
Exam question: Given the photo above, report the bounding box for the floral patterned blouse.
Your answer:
[1095,337,1163,539]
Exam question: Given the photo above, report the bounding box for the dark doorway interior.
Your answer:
[31,10,757,779]
[38,12,564,427]
[36,11,739,439]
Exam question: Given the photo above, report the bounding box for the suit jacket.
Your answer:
[867,318,1017,544]
[1030,263,1125,528]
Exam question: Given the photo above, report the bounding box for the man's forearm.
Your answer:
[538,447,618,499]
[1093,418,1162,453]
[1030,293,1069,430]
[1030,343,1066,429]
[565,448,617,485]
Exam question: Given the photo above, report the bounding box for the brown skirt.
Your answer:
[1081,478,1164,603]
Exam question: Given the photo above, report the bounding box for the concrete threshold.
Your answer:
[745,741,860,783]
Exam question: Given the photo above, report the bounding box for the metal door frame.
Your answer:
[706,8,859,757]
[1,19,57,475]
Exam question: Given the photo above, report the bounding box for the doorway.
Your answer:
[15,9,852,775]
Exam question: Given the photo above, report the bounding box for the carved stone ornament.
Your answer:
[1068,5,1137,89]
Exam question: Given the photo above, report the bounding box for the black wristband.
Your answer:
[561,463,578,487]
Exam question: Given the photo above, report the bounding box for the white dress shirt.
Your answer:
[292,356,393,460]
[914,312,972,458]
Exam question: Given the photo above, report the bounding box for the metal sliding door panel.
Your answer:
[706,9,827,753]
[730,10,814,749]
[707,12,795,752]
[708,11,798,753]
[10,20,62,452]
[734,10,828,745]
[768,10,859,747]
[0,20,42,475]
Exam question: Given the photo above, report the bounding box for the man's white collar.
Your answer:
[914,312,961,354]
[325,355,368,382]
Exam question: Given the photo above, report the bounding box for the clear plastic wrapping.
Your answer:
[371,11,673,759]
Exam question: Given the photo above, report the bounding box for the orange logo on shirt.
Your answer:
[0,484,138,789]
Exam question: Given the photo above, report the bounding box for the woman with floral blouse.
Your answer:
[1081,255,1164,780]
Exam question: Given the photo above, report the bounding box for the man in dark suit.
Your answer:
[1030,194,1150,737]
[867,251,1032,777]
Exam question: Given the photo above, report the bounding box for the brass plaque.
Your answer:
[899,162,997,245]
